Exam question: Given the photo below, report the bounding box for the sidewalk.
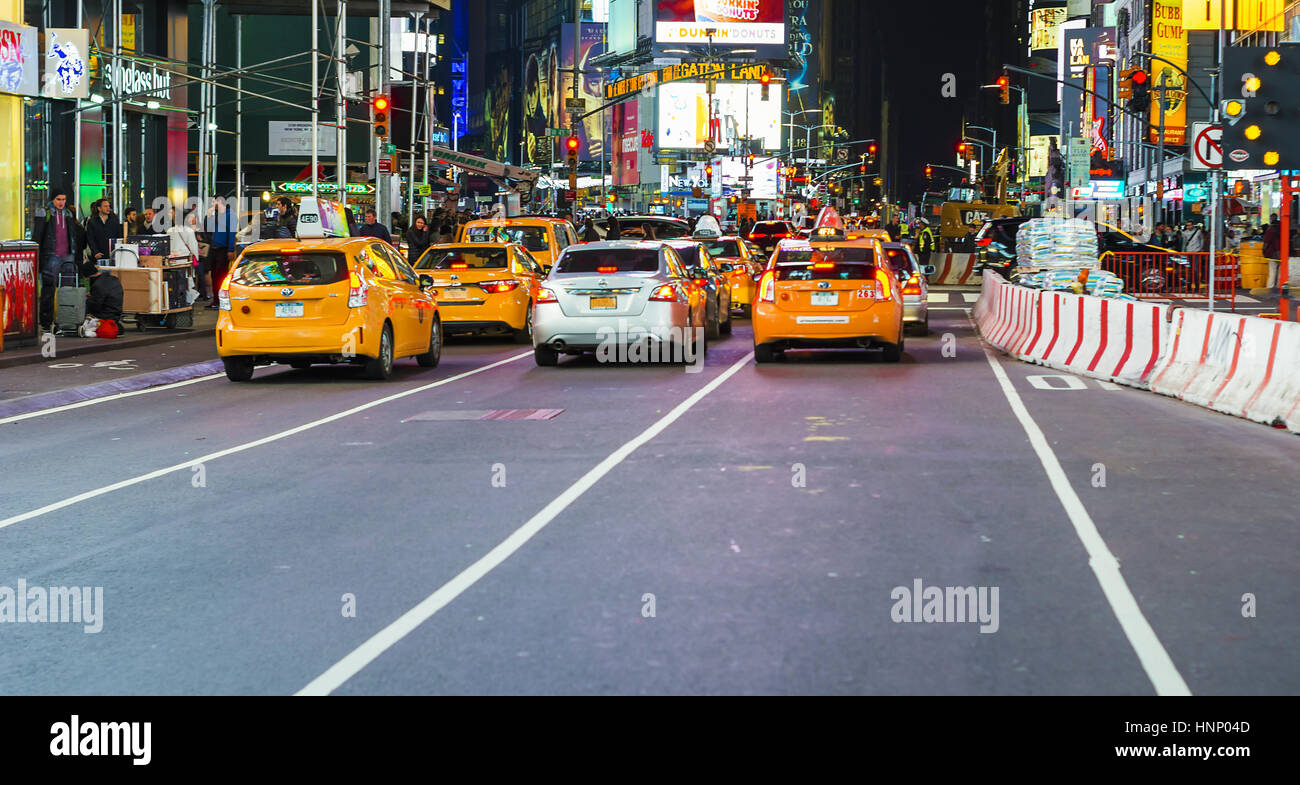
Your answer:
[0,305,218,369]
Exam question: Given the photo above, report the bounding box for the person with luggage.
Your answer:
[84,198,121,263]
[31,188,86,334]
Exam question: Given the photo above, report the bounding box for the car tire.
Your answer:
[417,318,442,368]
[513,306,533,344]
[881,335,904,363]
[223,357,255,382]
[706,305,721,340]
[721,309,733,335]
[534,344,559,366]
[754,343,778,363]
[362,324,395,380]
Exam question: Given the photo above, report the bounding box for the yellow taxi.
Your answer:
[751,207,905,363]
[216,236,440,381]
[849,227,893,243]
[414,242,545,342]
[697,234,762,317]
[457,216,577,273]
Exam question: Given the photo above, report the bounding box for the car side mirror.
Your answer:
[922,265,936,276]
[718,263,735,273]
[419,273,435,289]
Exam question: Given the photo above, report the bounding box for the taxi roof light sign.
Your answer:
[811,206,847,240]
[295,197,351,240]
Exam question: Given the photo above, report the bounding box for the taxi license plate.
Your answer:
[810,292,839,306]
[590,296,617,309]
[442,288,469,300]
[275,302,305,317]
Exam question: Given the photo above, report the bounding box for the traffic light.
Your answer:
[705,163,714,184]
[997,74,1010,105]
[1129,69,1150,113]
[925,165,933,178]
[956,142,967,165]
[1117,68,1136,100]
[1221,45,1300,170]
[859,163,867,175]
[566,135,579,167]
[867,142,877,162]
[747,153,755,167]
[372,94,390,139]
[760,70,771,101]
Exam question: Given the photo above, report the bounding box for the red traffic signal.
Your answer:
[1131,69,1148,85]
[372,94,390,139]
[956,142,968,154]
[705,164,714,177]
[760,71,771,87]
[373,95,389,112]
[867,142,877,156]
[925,165,933,177]
[859,164,866,174]
[566,135,580,152]
[997,74,1010,104]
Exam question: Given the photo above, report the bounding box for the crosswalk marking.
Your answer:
[963,292,981,303]
[928,292,949,303]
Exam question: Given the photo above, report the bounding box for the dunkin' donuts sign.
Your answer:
[655,0,786,48]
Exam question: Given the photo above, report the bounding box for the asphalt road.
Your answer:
[0,287,1295,695]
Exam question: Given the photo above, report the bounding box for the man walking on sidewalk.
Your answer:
[31,189,86,333]
[204,199,237,310]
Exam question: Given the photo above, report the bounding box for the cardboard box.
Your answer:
[139,255,165,268]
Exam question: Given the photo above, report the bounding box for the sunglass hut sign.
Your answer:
[102,61,172,98]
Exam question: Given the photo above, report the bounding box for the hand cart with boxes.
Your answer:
[102,237,196,330]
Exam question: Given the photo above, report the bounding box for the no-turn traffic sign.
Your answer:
[1191,122,1223,171]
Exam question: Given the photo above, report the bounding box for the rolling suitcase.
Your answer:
[54,265,86,335]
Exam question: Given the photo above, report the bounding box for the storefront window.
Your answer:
[23,98,49,237]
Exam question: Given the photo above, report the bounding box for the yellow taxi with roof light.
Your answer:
[415,242,545,342]
[751,207,905,363]
[698,234,762,316]
[457,217,577,273]
[216,198,441,381]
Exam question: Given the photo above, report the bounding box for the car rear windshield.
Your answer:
[702,240,742,258]
[232,252,349,286]
[774,248,815,264]
[555,249,660,274]
[883,248,916,275]
[466,225,548,252]
[775,248,877,281]
[416,248,509,270]
[750,222,786,234]
[620,221,690,239]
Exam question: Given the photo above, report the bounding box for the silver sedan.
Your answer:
[531,241,708,366]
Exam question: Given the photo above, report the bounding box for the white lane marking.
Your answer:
[0,372,226,426]
[295,351,756,696]
[927,292,950,304]
[970,312,1190,696]
[0,352,533,531]
[1025,373,1087,390]
[962,292,981,303]
[1096,380,1123,391]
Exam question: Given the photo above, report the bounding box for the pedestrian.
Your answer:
[81,258,124,333]
[122,207,144,238]
[405,214,432,266]
[1181,221,1206,253]
[1262,213,1281,261]
[357,207,394,244]
[205,199,237,309]
[84,198,121,264]
[580,216,600,242]
[391,211,408,236]
[605,213,622,241]
[440,220,455,244]
[168,208,203,297]
[143,205,162,233]
[31,188,86,333]
[273,197,298,238]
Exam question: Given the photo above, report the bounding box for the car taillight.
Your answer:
[218,274,232,311]
[649,283,679,302]
[535,287,559,303]
[450,263,469,269]
[596,266,618,273]
[348,270,369,308]
[902,274,923,295]
[875,268,892,299]
[811,262,835,270]
[480,279,521,294]
[757,271,776,303]
[692,278,709,288]
[976,238,992,247]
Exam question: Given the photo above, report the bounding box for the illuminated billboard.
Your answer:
[657,81,783,151]
[655,0,787,54]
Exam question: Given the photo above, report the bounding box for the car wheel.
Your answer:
[754,343,778,363]
[534,344,559,366]
[223,357,255,382]
[513,306,533,344]
[881,335,904,363]
[706,305,721,340]
[721,309,733,335]
[289,360,311,369]
[417,317,442,367]
[363,324,395,380]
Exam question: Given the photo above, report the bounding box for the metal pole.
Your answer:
[408,13,421,223]
[1209,0,1224,313]
[378,0,391,219]
[113,0,122,214]
[338,0,348,210]
[73,0,82,216]
[312,0,319,196]
[1156,70,1166,225]
[422,31,431,215]
[236,16,243,213]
